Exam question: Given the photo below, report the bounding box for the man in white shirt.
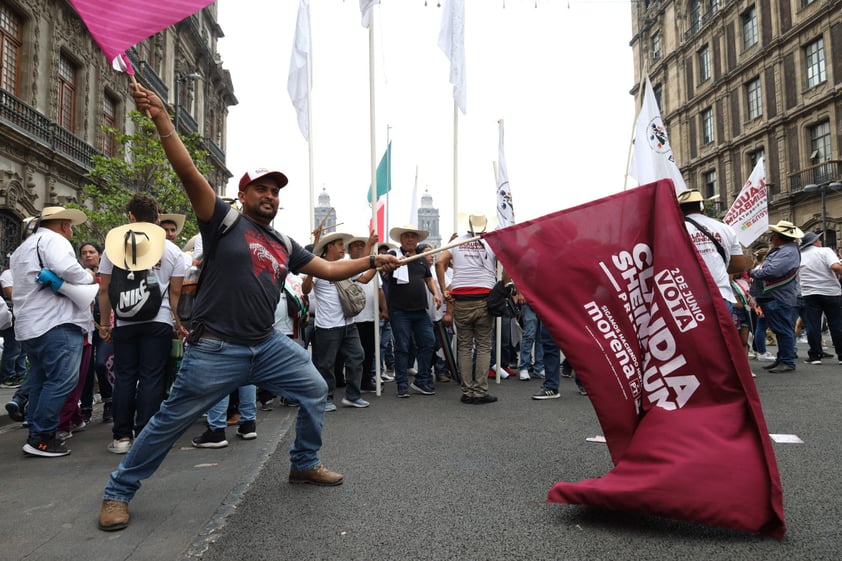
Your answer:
[678,189,747,309]
[10,206,94,457]
[798,231,842,364]
[302,232,370,410]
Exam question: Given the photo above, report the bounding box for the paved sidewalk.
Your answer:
[0,389,297,561]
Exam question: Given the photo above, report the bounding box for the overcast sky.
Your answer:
[216,0,636,244]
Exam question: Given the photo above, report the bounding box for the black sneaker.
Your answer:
[102,401,113,423]
[473,394,498,404]
[460,394,476,404]
[23,434,70,457]
[237,421,257,440]
[191,427,228,448]
[5,400,24,422]
[532,388,560,400]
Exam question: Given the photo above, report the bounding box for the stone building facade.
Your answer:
[0,0,236,258]
[630,0,841,247]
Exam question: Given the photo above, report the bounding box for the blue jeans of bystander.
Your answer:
[20,324,84,437]
[390,309,435,392]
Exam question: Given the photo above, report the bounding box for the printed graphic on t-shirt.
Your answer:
[245,229,288,283]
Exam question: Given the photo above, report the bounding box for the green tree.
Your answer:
[68,111,210,247]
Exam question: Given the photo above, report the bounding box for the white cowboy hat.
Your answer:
[676,189,705,204]
[105,222,166,271]
[159,213,185,236]
[389,224,429,244]
[182,234,199,254]
[456,212,498,234]
[768,220,805,240]
[313,232,353,256]
[39,206,87,226]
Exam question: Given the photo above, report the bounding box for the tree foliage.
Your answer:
[68,111,210,247]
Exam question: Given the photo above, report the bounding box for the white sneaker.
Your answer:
[519,369,530,381]
[379,372,395,382]
[756,352,776,361]
[107,438,132,455]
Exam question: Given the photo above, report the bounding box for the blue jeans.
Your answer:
[802,294,842,361]
[752,310,766,353]
[377,319,395,372]
[540,324,560,392]
[103,331,329,503]
[390,309,435,392]
[20,324,84,437]
[762,300,795,367]
[518,304,544,373]
[491,315,515,368]
[313,324,364,401]
[1,325,28,383]
[111,322,172,440]
[206,385,256,429]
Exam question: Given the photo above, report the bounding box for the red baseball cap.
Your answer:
[238,168,289,191]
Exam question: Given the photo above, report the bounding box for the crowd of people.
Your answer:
[6,84,835,535]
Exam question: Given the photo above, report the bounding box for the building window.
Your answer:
[805,37,826,88]
[703,170,717,200]
[701,107,714,144]
[706,0,720,14]
[689,0,701,33]
[57,55,76,131]
[742,6,758,50]
[810,120,832,183]
[651,32,661,61]
[698,45,710,82]
[746,77,762,120]
[749,148,765,169]
[802,0,816,6]
[102,94,117,156]
[809,121,831,163]
[0,4,22,94]
[653,84,663,112]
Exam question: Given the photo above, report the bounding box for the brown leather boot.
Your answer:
[98,499,130,531]
[289,464,344,486]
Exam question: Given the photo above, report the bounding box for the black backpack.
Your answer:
[108,266,163,321]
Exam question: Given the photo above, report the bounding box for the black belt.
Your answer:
[201,327,226,340]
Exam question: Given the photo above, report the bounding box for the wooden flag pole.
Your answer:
[389,235,481,267]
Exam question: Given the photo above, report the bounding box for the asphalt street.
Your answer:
[1,342,840,561]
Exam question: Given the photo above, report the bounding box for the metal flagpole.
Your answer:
[368,14,382,397]
[307,51,315,233]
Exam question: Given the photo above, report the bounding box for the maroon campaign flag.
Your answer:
[68,0,213,67]
[482,180,785,538]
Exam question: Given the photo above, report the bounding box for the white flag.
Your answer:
[723,157,768,246]
[629,76,687,193]
[496,120,515,228]
[287,0,312,141]
[360,0,380,28]
[438,0,466,115]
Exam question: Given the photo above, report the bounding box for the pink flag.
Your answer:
[68,0,213,67]
[112,52,135,75]
[482,180,785,538]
